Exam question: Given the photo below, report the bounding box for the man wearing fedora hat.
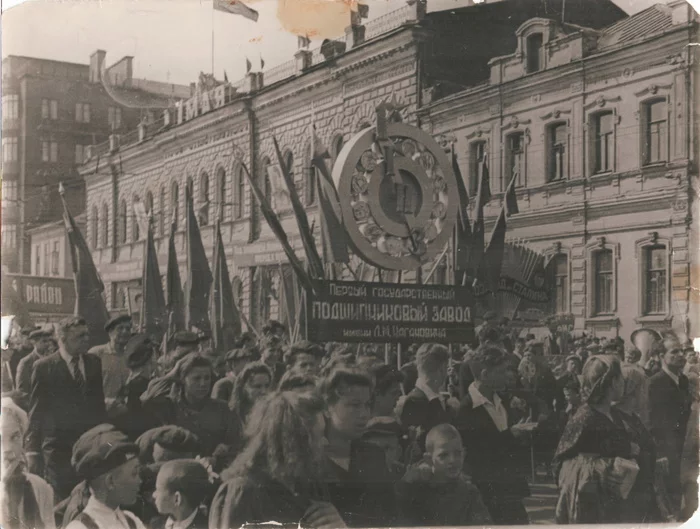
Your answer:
[65,424,146,529]
[89,314,133,409]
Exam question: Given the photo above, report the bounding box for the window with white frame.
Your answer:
[550,253,569,314]
[547,123,568,182]
[75,102,91,123]
[2,137,18,162]
[643,245,667,315]
[643,99,667,165]
[2,225,17,250]
[43,244,50,276]
[505,133,525,188]
[594,249,614,315]
[469,141,487,196]
[3,94,19,120]
[108,106,122,129]
[2,181,18,207]
[593,111,614,173]
[41,140,58,162]
[42,99,58,120]
[51,241,60,276]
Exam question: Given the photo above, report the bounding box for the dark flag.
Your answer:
[468,157,491,280]
[476,206,507,294]
[59,182,109,348]
[260,54,265,70]
[505,170,519,217]
[240,162,315,293]
[140,219,167,341]
[311,127,349,265]
[184,185,213,332]
[245,57,252,73]
[210,219,241,353]
[165,212,185,343]
[224,70,229,83]
[272,136,325,280]
[451,145,472,285]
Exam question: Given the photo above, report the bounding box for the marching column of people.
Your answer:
[1,313,698,528]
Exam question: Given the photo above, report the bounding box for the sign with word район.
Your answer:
[3,274,76,315]
[307,280,474,344]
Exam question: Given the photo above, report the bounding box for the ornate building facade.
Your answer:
[79,0,695,339]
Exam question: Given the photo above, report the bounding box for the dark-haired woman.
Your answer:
[144,354,241,472]
[553,355,659,523]
[229,361,273,431]
[209,391,347,529]
[319,368,398,527]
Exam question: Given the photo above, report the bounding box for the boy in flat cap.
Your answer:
[65,424,145,529]
[89,314,133,409]
[16,326,55,409]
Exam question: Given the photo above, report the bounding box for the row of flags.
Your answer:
[452,148,519,294]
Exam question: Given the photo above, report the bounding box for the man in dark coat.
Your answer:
[400,344,454,451]
[15,327,56,410]
[5,325,37,388]
[457,344,531,525]
[648,342,693,513]
[26,317,106,501]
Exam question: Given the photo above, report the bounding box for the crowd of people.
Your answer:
[0,311,697,529]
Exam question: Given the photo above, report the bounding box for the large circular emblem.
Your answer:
[332,122,458,270]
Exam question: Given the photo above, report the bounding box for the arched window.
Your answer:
[186,176,194,199]
[91,206,98,249]
[132,195,141,241]
[102,202,109,247]
[216,167,226,222]
[119,199,127,244]
[145,190,154,218]
[265,157,275,201]
[526,33,544,73]
[159,186,165,236]
[305,144,317,205]
[199,171,210,225]
[233,165,244,220]
[171,182,180,229]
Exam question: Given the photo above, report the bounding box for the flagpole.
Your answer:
[211,1,215,75]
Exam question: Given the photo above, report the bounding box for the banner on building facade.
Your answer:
[2,274,76,315]
[307,280,475,344]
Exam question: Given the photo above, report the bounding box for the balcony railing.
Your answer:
[265,59,297,86]
[364,5,413,40]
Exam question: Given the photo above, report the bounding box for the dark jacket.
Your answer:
[15,350,41,409]
[27,352,106,454]
[456,393,530,501]
[150,508,209,529]
[399,387,453,450]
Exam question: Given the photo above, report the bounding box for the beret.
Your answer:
[125,334,154,369]
[29,328,53,339]
[173,331,200,345]
[104,314,132,332]
[363,416,402,438]
[72,424,139,481]
[135,426,201,463]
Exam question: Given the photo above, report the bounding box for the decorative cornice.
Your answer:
[633,83,673,98]
[465,125,492,140]
[539,108,572,121]
[501,115,531,131]
[583,95,622,110]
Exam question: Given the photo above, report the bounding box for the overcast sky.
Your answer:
[1,0,695,87]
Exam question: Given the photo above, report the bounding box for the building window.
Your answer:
[159,186,165,236]
[593,111,614,173]
[549,254,568,314]
[186,176,194,198]
[216,167,226,222]
[1,181,18,207]
[42,99,58,120]
[644,245,667,314]
[119,199,127,244]
[1,225,17,250]
[41,140,58,162]
[132,197,141,241]
[145,191,154,217]
[34,245,41,275]
[75,102,91,123]
[75,143,85,164]
[526,33,544,73]
[594,249,614,315]
[171,182,180,229]
[51,241,60,276]
[643,99,667,165]
[2,94,19,120]
[199,172,210,226]
[91,206,98,249]
[108,106,122,129]
[233,165,244,220]
[102,202,109,247]
[43,244,50,276]
[469,141,487,196]
[505,133,524,188]
[305,146,316,205]
[547,123,567,182]
[2,137,18,162]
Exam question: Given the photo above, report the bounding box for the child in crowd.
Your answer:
[150,460,212,529]
[396,424,491,526]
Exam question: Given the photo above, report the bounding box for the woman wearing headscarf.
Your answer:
[553,355,659,524]
[0,398,55,529]
[210,391,347,528]
[228,361,273,432]
[143,353,241,472]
